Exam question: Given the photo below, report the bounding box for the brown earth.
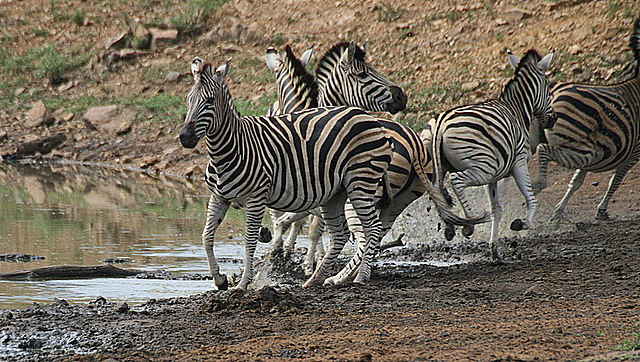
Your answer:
[1,0,640,361]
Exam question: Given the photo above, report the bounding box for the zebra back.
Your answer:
[544,18,640,173]
[180,57,393,212]
[315,42,407,114]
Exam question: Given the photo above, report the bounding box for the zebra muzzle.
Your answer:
[179,122,200,149]
[386,86,407,114]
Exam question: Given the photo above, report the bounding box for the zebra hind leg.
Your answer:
[595,155,640,220]
[302,215,325,276]
[302,191,350,288]
[551,169,587,223]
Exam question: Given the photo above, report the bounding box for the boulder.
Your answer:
[26,100,55,128]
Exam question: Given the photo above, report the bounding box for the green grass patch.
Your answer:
[235,91,278,117]
[613,332,640,351]
[0,44,93,83]
[169,0,228,33]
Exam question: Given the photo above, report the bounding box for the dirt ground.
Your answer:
[1,0,640,361]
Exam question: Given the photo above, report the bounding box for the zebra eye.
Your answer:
[357,72,369,79]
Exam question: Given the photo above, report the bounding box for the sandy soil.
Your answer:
[1,0,639,361]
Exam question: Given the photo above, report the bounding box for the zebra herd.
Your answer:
[179,18,640,290]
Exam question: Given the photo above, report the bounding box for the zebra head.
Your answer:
[507,49,557,130]
[180,57,232,149]
[265,44,318,115]
[316,42,407,114]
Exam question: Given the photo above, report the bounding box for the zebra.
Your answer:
[265,42,488,285]
[264,42,408,275]
[430,49,556,263]
[532,18,640,222]
[180,57,394,290]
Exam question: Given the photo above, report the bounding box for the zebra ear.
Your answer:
[538,50,555,71]
[300,44,315,68]
[265,47,281,72]
[214,58,232,81]
[341,42,358,68]
[507,50,520,70]
[191,57,204,80]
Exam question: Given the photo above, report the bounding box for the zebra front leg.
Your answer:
[552,168,587,222]
[509,157,537,232]
[486,182,503,262]
[303,192,350,288]
[595,155,640,220]
[235,199,267,290]
[202,195,231,290]
[532,143,553,195]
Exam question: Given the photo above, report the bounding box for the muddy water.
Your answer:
[0,161,277,309]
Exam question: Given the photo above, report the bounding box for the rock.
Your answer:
[603,27,622,40]
[499,8,532,23]
[105,31,128,50]
[130,22,152,49]
[165,71,184,82]
[83,105,141,135]
[84,105,119,124]
[12,133,67,157]
[149,28,179,49]
[113,302,130,313]
[461,81,481,92]
[14,87,25,96]
[568,44,582,55]
[139,156,159,168]
[26,100,55,128]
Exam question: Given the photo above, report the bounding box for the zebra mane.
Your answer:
[501,49,543,99]
[630,18,640,77]
[315,42,367,86]
[282,44,319,105]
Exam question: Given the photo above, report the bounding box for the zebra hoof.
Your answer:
[595,210,610,221]
[444,224,456,241]
[462,225,474,238]
[216,277,229,291]
[510,219,524,231]
[258,227,272,243]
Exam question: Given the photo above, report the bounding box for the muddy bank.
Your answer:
[1,217,639,362]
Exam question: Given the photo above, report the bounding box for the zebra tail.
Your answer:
[375,172,392,209]
[420,114,490,226]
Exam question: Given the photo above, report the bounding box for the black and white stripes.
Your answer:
[533,18,640,222]
[429,49,555,262]
[180,57,394,289]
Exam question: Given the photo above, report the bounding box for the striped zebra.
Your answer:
[265,42,488,285]
[265,42,409,276]
[532,18,640,222]
[180,57,394,290]
[430,49,556,262]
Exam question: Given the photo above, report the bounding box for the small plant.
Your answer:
[31,28,50,37]
[70,9,86,26]
[170,0,227,33]
[272,32,285,46]
[376,2,404,22]
[612,332,640,351]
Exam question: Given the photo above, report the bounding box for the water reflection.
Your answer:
[0,161,259,309]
